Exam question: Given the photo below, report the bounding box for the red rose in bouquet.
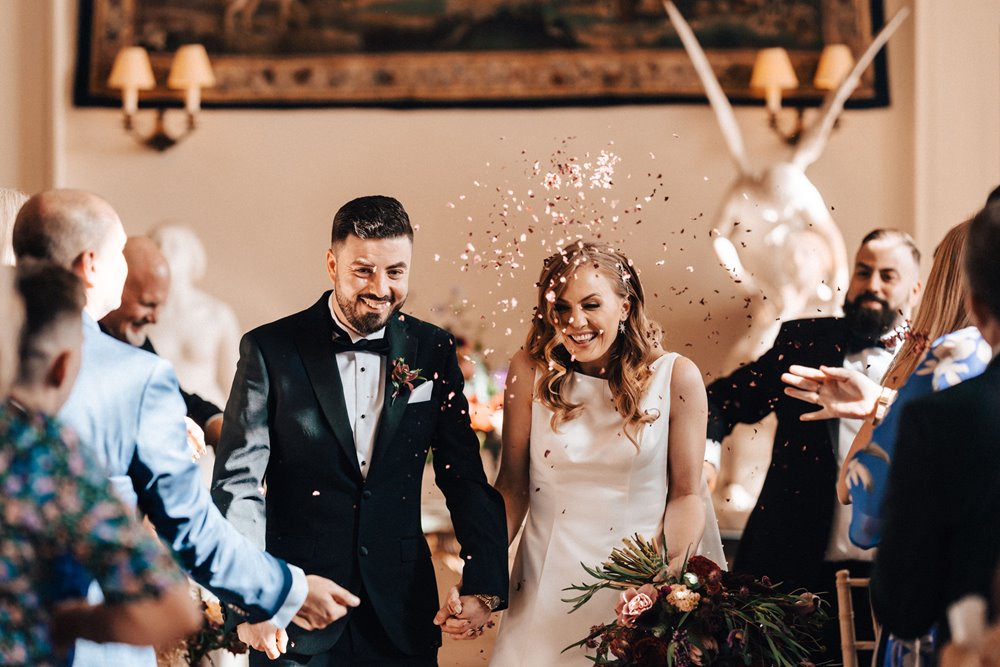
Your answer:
[564,535,827,666]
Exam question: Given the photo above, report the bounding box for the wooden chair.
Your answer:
[836,569,882,667]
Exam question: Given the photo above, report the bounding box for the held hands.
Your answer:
[781,364,881,421]
[433,585,493,640]
[237,621,288,660]
[291,574,360,630]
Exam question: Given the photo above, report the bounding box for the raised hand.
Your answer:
[781,364,881,420]
[291,574,360,630]
[433,585,492,640]
[237,621,288,660]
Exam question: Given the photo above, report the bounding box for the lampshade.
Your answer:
[107,46,155,90]
[813,44,855,90]
[750,48,799,91]
[167,44,216,89]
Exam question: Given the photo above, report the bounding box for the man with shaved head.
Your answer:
[100,237,224,447]
[13,190,358,666]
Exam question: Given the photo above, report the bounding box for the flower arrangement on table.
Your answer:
[156,585,247,667]
[564,535,827,666]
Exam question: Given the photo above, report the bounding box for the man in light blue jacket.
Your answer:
[13,190,359,666]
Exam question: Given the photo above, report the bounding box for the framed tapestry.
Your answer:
[74,0,889,108]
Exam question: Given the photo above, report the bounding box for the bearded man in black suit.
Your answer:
[872,201,1000,641]
[212,195,508,666]
[706,229,922,660]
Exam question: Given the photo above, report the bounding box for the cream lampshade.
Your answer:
[107,46,155,115]
[750,47,799,114]
[167,44,216,114]
[813,44,855,90]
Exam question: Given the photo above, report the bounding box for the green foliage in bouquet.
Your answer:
[563,534,828,666]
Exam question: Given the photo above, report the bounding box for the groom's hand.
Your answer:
[237,621,288,660]
[291,574,360,630]
[434,586,492,640]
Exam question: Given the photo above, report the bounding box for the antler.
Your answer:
[793,7,912,171]
[663,1,751,176]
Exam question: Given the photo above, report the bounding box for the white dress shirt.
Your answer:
[328,295,387,478]
[824,345,895,562]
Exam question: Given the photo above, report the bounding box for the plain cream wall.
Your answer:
[2,0,996,377]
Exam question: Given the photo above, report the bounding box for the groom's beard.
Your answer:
[843,292,899,340]
[336,290,405,335]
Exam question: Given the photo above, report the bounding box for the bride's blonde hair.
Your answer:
[524,242,662,447]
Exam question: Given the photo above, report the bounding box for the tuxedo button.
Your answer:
[362,490,372,499]
[359,546,369,556]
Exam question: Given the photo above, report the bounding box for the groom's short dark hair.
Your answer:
[331,195,413,248]
[967,201,1000,322]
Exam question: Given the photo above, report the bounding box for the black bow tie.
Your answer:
[845,335,885,354]
[845,331,903,355]
[330,324,390,355]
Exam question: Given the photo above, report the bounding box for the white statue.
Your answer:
[1,188,28,267]
[664,1,910,364]
[147,224,240,408]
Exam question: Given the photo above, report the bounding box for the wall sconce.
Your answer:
[107,44,216,151]
[750,44,855,145]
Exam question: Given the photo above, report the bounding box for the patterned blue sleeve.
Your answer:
[847,327,991,548]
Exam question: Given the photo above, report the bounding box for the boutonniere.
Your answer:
[390,357,426,402]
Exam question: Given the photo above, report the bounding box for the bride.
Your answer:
[476,242,723,665]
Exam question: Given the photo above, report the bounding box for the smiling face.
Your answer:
[100,237,171,346]
[551,268,630,376]
[326,234,412,335]
[844,237,922,337]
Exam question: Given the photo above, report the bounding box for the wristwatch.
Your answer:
[473,594,501,611]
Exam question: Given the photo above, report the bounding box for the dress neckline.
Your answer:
[572,352,672,383]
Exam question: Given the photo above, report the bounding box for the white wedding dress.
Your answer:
[490,353,725,666]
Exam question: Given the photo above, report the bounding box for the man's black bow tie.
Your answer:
[845,330,903,355]
[330,326,390,355]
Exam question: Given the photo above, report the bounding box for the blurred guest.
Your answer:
[1,262,200,666]
[872,201,1000,642]
[705,229,922,663]
[13,190,357,667]
[0,268,19,392]
[1,187,28,266]
[148,224,240,408]
[100,237,223,449]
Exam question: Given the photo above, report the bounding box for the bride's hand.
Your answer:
[666,554,687,579]
[433,585,492,640]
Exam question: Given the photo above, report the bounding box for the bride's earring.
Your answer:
[619,320,627,334]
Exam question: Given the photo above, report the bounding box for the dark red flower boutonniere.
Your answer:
[390,357,426,403]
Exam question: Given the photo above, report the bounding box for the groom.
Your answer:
[212,195,508,665]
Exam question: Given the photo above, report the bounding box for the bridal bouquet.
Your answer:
[156,584,247,666]
[564,535,827,666]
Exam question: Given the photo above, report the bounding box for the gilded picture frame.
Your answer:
[74,0,889,108]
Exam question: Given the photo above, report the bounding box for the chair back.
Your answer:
[836,568,882,667]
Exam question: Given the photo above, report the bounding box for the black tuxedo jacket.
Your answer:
[707,317,852,590]
[211,293,508,656]
[872,356,1000,640]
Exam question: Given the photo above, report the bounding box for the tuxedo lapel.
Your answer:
[294,294,362,479]
[368,313,418,478]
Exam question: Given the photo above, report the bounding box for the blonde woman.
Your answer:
[485,243,723,666]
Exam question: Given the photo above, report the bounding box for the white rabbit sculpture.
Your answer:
[664,1,911,363]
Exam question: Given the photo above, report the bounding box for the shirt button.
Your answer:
[360,546,369,556]
[360,414,366,420]
[360,367,366,372]
[362,490,372,499]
